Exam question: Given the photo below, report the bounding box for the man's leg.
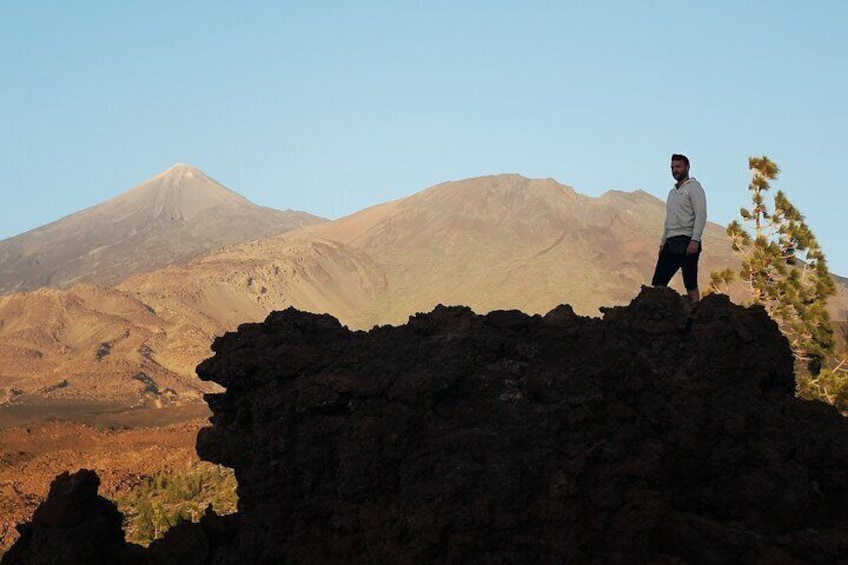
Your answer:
[682,243,701,303]
[651,248,680,287]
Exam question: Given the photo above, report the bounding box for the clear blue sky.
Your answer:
[2,1,847,275]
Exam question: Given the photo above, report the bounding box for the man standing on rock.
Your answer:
[651,153,707,303]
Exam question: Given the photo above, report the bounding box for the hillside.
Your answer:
[1,173,845,409]
[0,164,324,294]
[0,237,386,406]
[272,174,747,323]
[118,238,385,335]
[0,285,212,406]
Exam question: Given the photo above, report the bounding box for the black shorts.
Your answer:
[651,236,701,290]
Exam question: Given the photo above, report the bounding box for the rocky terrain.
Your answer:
[0,418,206,555]
[0,284,215,407]
[0,239,383,407]
[6,287,848,563]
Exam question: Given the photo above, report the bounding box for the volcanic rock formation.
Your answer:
[1,470,129,564]
[6,287,848,564]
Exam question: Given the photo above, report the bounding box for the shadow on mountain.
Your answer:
[5,287,848,564]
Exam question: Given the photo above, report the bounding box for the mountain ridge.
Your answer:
[0,172,846,410]
[288,173,737,324]
[94,163,251,221]
[0,164,325,294]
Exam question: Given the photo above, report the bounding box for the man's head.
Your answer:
[671,154,690,183]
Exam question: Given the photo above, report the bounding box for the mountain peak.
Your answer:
[0,164,325,294]
[152,163,214,187]
[113,164,248,219]
[159,163,206,179]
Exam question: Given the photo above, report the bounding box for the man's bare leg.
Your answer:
[687,288,700,303]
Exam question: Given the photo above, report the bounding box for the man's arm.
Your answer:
[689,181,707,242]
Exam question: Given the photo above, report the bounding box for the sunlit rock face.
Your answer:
[8,287,848,564]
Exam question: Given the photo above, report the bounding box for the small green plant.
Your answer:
[115,461,238,545]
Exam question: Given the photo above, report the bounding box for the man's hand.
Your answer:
[686,240,700,255]
[658,245,664,257]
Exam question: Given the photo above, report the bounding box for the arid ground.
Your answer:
[0,404,210,554]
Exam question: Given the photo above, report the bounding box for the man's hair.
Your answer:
[671,153,690,168]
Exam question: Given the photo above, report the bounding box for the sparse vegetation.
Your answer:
[115,461,238,546]
[39,379,69,394]
[708,156,847,408]
[131,372,160,395]
[96,342,112,360]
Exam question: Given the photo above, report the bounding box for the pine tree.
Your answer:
[798,325,848,410]
[708,156,836,374]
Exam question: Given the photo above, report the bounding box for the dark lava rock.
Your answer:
[7,287,848,564]
[0,469,132,565]
[193,287,848,564]
[143,507,239,565]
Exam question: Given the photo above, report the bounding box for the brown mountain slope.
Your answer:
[1,173,845,409]
[293,174,742,324]
[0,238,385,407]
[0,285,210,406]
[118,237,386,339]
[0,164,325,295]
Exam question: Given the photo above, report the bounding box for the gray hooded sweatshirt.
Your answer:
[660,177,707,246]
